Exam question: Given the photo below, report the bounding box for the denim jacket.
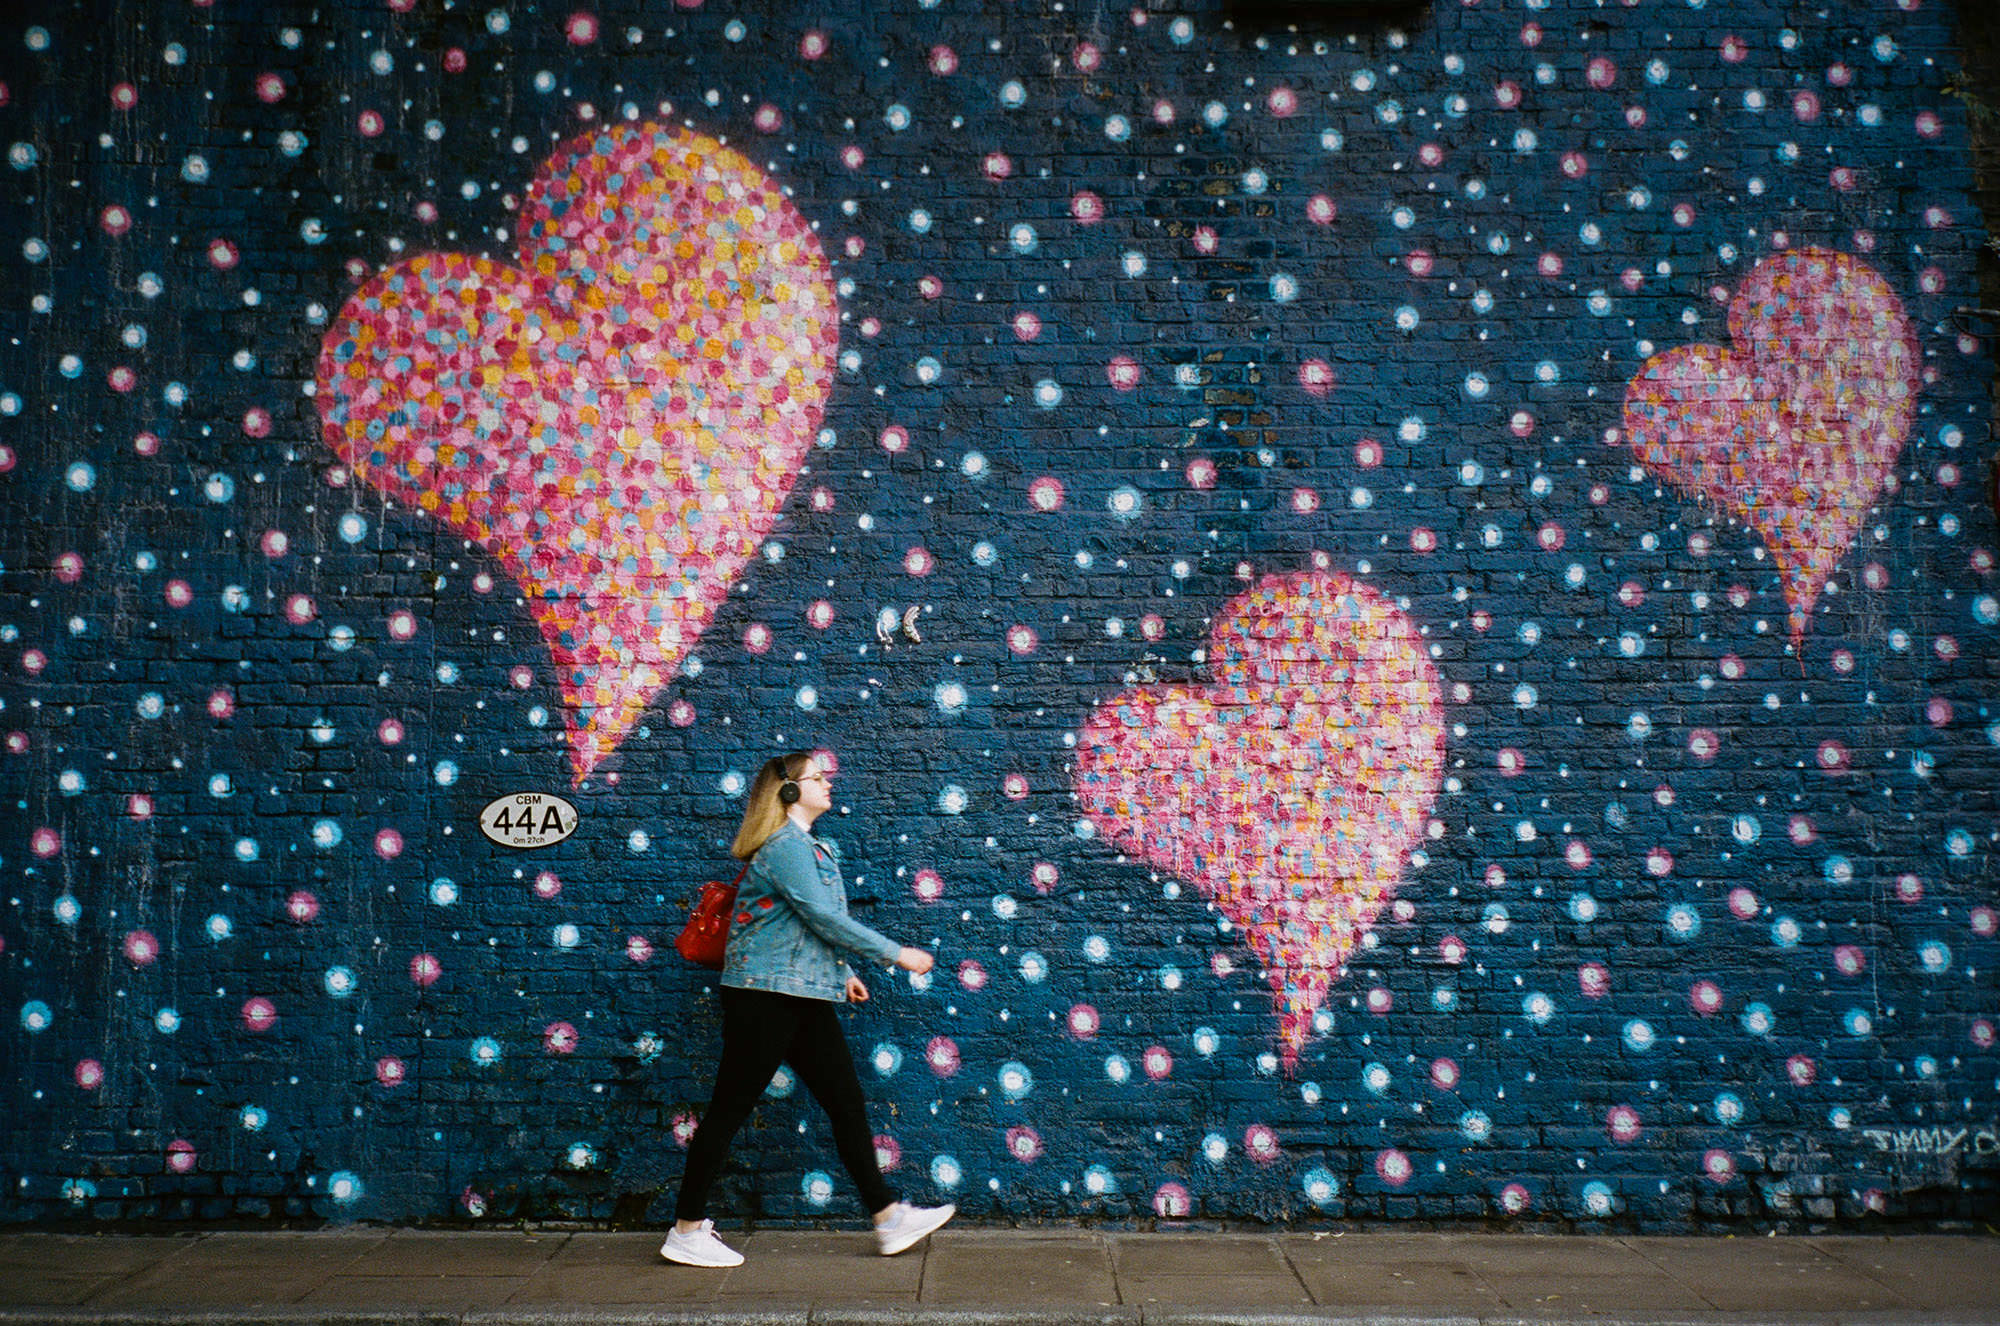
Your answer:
[720,819,901,1002]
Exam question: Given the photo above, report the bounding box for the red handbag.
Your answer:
[676,863,749,969]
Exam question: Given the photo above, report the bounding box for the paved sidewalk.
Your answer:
[0,1229,1996,1324]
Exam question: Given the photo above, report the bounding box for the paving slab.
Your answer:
[1108,1236,1292,1279]
[922,1232,1119,1307]
[297,1273,532,1309]
[1810,1236,2000,1312]
[1278,1237,1507,1315]
[0,1275,112,1309]
[0,1236,191,1276]
[721,1231,921,1302]
[1114,1273,1313,1308]
[358,1231,566,1278]
[1488,1269,1718,1316]
[1624,1236,1916,1314]
[506,1261,728,1305]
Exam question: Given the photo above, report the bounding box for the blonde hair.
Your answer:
[730,750,818,860]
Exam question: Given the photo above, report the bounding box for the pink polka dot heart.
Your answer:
[317,123,838,780]
[1074,571,1446,1068]
[1621,247,1919,645]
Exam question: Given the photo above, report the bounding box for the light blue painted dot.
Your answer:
[871,1043,903,1076]
[999,80,1026,108]
[1622,1020,1656,1052]
[1083,1163,1117,1195]
[1741,1002,1775,1036]
[998,1061,1033,1101]
[53,894,81,925]
[1033,380,1064,408]
[930,1155,963,1189]
[1018,952,1047,983]
[765,1067,795,1099]
[65,462,95,491]
[233,838,260,863]
[1459,1111,1492,1142]
[470,1036,502,1066]
[431,878,459,906]
[311,819,343,849]
[1713,1093,1744,1125]
[552,923,582,949]
[1581,1180,1616,1216]
[204,472,236,503]
[434,760,459,787]
[338,513,369,543]
[327,1171,364,1203]
[908,208,933,234]
[155,1007,180,1034]
[1010,223,1038,254]
[206,914,233,941]
[1568,893,1598,923]
[801,1170,834,1205]
[324,966,357,998]
[1918,940,1952,973]
[21,1000,53,1032]
[1842,1008,1873,1037]
[241,1106,269,1131]
[1944,827,1974,859]
[180,153,209,183]
[1301,1166,1339,1206]
[1665,903,1701,940]
[884,103,911,131]
[937,784,968,815]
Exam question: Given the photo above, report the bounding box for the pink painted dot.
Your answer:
[409,953,442,986]
[374,828,404,859]
[1537,522,1565,552]
[1153,1182,1191,1217]
[533,871,562,900]
[241,998,277,1032]
[53,552,84,584]
[377,718,405,745]
[242,407,272,438]
[1410,527,1437,553]
[376,1057,407,1087]
[75,1059,104,1090]
[1494,80,1522,109]
[928,44,958,75]
[1298,359,1335,396]
[626,934,654,963]
[1728,887,1759,920]
[1470,610,1492,633]
[510,666,534,689]
[839,144,865,170]
[1786,1055,1817,1087]
[1438,935,1468,965]
[284,594,316,624]
[742,623,773,655]
[1191,226,1218,254]
[1430,1057,1461,1090]
[109,369,135,394]
[357,109,386,137]
[1916,110,1942,139]
[123,929,160,966]
[917,274,943,299]
[1070,190,1104,224]
[1306,194,1336,224]
[1495,747,1525,776]
[1012,311,1042,341]
[1006,1126,1042,1162]
[1718,653,1745,681]
[911,869,944,902]
[958,961,988,992]
[1139,614,1164,642]
[1606,1105,1642,1142]
[1793,90,1821,122]
[259,529,290,559]
[1687,728,1720,760]
[925,1036,961,1075]
[1003,773,1029,800]
[1419,142,1446,168]
[1564,839,1593,870]
[1702,1149,1735,1183]
[804,600,835,631]
[1720,35,1749,62]
[167,1140,197,1174]
[1624,104,1648,129]
[902,546,933,576]
[668,699,696,727]
[207,688,235,720]
[1375,1148,1414,1185]
[1005,625,1039,656]
[1106,356,1140,390]
[1972,1020,1996,1049]
[255,72,285,103]
[1244,1124,1280,1163]
[286,891,319,923]
[1031,862,1059,894]
[1406,250,1435,276]
[1500,1183,1532,1214]
[1066,1004,1100,1039]
[100,204,133,236]
[982,151,1012,180]
[1366,986,1393,1014]
[1816,740,1849,773]
[799,30,829,59]
[1290,487,1319,515]
[1151,98,1176,125]
[1645,848,1674,877]
[752,103,782,133]
[1579,963,1610,999]
[443,48,467,73]
[1690,980,1723,1015]
[1027,476,1065,512]
[1789,816,1818,846]
[386,609,417,641]
[544,1021,579,1054]
[1586,56,1617,89]
[1970,907,1998,939]
[1185,457,1217,490]
[1072,41,1102,72]
[1617,580,1646,608]
[1829,165,1857,191]
[564,11,599,44]
[1142,1046,1174,1079]
[111,82,138,109]
[1833,945,1867,977]
[1266,85,1297,117]
[127,794,153,820]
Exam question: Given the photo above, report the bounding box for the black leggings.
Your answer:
[673,986,898,1222]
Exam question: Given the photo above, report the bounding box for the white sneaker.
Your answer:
[659,1219,744,1268]
[874,1201,956,1256]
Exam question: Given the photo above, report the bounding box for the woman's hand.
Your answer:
[895,946,935,975]
[845,974,869,1002]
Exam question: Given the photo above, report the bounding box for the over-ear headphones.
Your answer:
[778,779,801,805]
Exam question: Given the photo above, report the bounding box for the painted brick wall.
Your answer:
[1,0,1996,1229]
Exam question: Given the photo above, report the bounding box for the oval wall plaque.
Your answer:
[478,792,579,849]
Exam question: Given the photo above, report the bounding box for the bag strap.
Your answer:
[727,861,750,887]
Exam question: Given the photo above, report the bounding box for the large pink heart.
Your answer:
[1622,247,1918,645]
[1074,571,1445,1068]
[316,123,837,780]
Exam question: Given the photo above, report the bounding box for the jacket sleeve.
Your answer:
[760,834,903,964]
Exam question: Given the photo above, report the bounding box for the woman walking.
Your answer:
[661,750,956,1267]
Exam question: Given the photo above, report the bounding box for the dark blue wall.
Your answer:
[2,0,1996,1228]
